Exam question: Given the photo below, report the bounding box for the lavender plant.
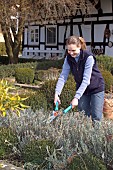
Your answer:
[8,108,113,169]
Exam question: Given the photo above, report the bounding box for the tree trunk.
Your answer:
[1,20,23,64]
[8,53,19,64]
[4,35,20,64]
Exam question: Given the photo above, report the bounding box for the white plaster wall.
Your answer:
[81,25,91,42]
[105,46,113,57]
[101,0,112,13]
[105,23,113,57]
[109,24,113,41]
[59,26,66,43]
[59,45,63,50]
[24,28,28,45]
[40,27,45,42]
[73,25,80,36]
[40,45,44,50]
[66,25,70,38]
[94,24,106,42]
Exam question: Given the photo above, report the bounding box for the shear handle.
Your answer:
[54,101,59,111]
[63,105,72,114]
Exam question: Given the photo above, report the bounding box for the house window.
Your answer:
[46,26,57,45]
[28,26,39,45]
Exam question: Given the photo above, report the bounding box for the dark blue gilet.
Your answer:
[67,50,105,95]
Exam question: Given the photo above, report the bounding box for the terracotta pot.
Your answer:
[103,111,113,119]
[103,99,113,119]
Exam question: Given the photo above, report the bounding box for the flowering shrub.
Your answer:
[0,79,28,117]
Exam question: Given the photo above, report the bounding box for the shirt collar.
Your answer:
[75,53,80,62]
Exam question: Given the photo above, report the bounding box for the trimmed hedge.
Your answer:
[101,69,113,92]
[22,91,47,111]
[0,62,37,79]
[15,68,35,84]
[36,59,64,70]
[34,68,60,81]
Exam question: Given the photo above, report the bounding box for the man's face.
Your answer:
[67,44,81,57]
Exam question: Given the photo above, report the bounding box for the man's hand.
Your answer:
[71,97,78,108]
[54,94,61,105]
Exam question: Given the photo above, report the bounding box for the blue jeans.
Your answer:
[78,91,104,121]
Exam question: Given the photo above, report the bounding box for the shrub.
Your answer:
[22,139,55,166]
[34,68,60,82]
[61,74,76,108]
[40,74,76,110]
[68,152,107,170]
[9,109,113,169]
[96,55,113,72]
[22,91,47,111]
[36,59,64,70]
[15,62,37,70]
[0,127,18,159]
[101,70,113,92]
[15,68,35,84]
[0,65,15,78]
[0,79,28,117]
[40,79,57,110]
[0,62,37,79]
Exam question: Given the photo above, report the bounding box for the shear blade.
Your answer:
[43,111,57,123]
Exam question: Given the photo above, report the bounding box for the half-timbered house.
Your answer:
[22,0,113,59]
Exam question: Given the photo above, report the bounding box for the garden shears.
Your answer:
[46,101,72,123]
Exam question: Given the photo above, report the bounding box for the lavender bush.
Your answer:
[8,108,113,169]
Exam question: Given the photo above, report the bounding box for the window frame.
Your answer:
[28,26,39,45]
[46,25,57,46]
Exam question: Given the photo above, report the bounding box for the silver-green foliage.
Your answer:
[9,109,113,169]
